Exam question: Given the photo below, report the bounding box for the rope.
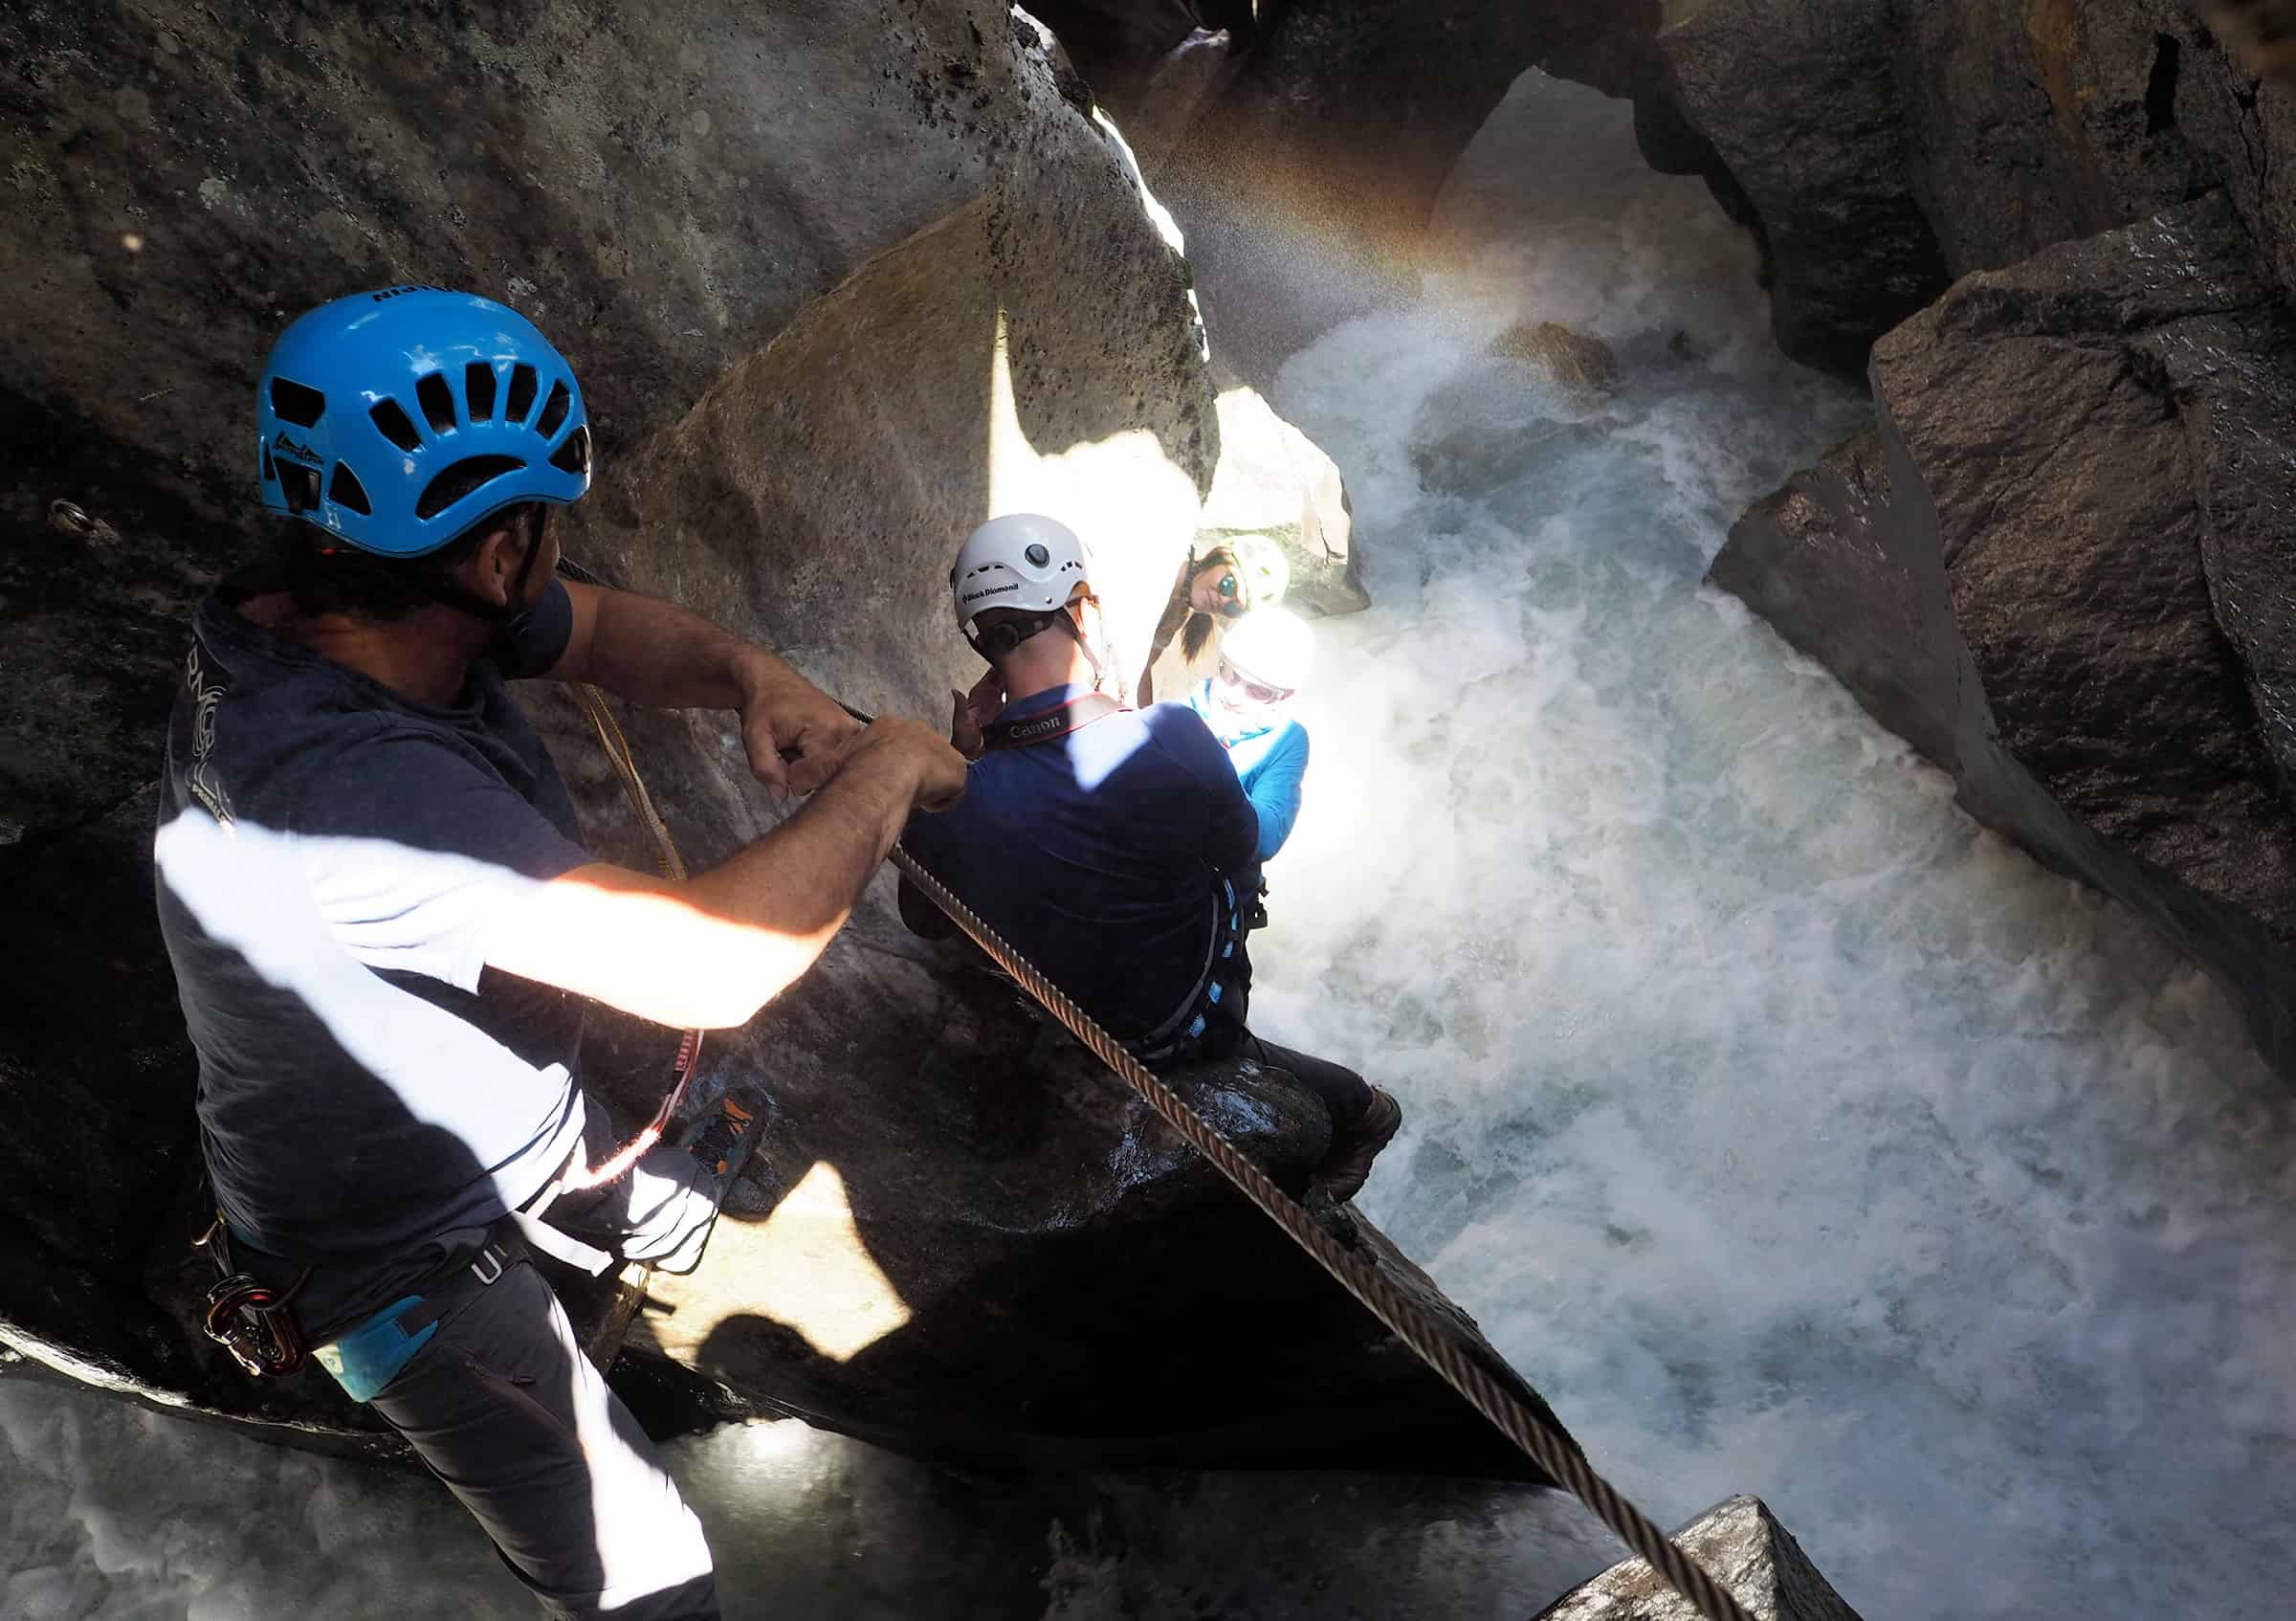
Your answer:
[563,680,703,1191]
[885,845,1755,1621]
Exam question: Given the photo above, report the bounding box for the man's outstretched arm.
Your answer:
[478,717,966,1031]
[544,578,861,793]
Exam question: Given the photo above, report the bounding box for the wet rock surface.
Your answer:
[625,987,1573,1478]
[1712,194,2296,1079]
[1534,1496,1866,1621]
[1493,322,1620,397]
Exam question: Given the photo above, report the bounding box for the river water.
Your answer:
[7,67,2293,1621]
[1249,70,2296,1621]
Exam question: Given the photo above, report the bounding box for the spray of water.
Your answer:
[1247,70,2296,1619]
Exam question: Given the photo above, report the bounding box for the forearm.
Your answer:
[1250,788,1296,861]
[576,584,799,711]
[684,764,910,943]
[615,761,920,1026]
[481,744,929,1030]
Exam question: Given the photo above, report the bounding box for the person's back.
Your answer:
[158,564,592,1279]
[900,683,1256,1043]
[902,514,1401,1201]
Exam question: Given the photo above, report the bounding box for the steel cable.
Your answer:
[886,844,1755,1621]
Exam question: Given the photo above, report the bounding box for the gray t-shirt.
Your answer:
[155,572,592,1325]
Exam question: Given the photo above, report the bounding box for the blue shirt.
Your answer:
[154,573,591,1292]
[899,685,1259,1040]
[1190,681,1311,863]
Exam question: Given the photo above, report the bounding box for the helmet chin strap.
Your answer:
[1060,601,1112,697]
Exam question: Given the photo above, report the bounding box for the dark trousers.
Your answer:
[370,1259,718,1619]
[361,1097,726,1617]
[1226,1029,1375,1127]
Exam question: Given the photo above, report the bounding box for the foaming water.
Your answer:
[1248,71,2296,1619]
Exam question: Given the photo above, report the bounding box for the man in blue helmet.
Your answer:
[896,515,1401,1199]
[154,286,966,1620]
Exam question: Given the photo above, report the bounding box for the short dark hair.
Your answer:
[275,502,545,623]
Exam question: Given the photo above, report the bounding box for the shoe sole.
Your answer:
[654,1086,771,1275]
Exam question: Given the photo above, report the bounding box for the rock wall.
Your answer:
[1670,1,2296,1087]
[1659,0,2296,374]
[1024,3,1667,391]
[1712,195,2296,1079]
[3,0,1066,838]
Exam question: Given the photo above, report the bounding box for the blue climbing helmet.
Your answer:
[256,285,591,557]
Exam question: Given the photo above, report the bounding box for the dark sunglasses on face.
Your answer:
[1218,660,1289,704]
[1215,570,1248,618]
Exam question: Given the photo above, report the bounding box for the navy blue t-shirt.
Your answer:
[154,573,592,1298]
[899,685,1259,1040]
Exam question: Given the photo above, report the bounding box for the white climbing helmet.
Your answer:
[1220,606,1314,695]
[949,513,1093,638]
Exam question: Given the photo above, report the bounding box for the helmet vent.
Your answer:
[416,455,525,521]
[269,378,327,428]
[277,462,322,514]
[416,372,458,434]
[536,379,571,439]
[370,399,422,454]
[327,462,372,517]
[261,447,278,484]
[464,363,497,423]
[548,424,590,477]
[505,364,539,424]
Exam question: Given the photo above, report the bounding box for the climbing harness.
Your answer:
[192,1210,309,1379]
[821,695,1755,1621]
[312,1228,523,1402]
[1126,872,1247,1067]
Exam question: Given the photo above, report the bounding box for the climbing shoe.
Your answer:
[1314,1086,1402,1204]
[653,1086,769,1275]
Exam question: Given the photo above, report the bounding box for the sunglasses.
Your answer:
[1214,570,1249,618]
[1217,660,1290,704]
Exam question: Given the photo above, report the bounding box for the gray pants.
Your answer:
[370,1113,723,1618]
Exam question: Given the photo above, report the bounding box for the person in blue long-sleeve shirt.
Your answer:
[1188,608,1315,927]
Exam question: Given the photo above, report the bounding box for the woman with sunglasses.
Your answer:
[1137,533,1292,704]
[1190,607,1314,927]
